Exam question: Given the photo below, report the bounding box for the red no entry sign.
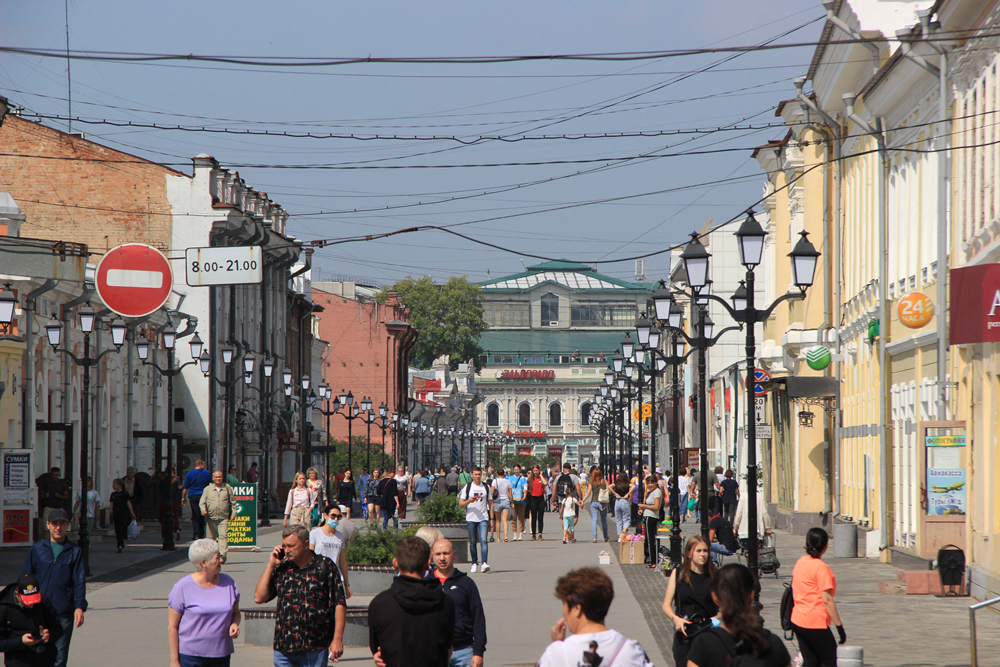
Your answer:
[95,244,173,318]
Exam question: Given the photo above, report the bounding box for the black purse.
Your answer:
[675,612,714,646]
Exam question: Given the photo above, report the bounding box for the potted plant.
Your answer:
[345,526,416,595]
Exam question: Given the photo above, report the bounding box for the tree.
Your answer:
[377,275,487,371]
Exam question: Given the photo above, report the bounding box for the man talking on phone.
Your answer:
[458,467,492,574]
[254,525,347,666]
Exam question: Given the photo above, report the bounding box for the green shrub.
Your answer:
[418,492,465,524]
[345,526,417,566]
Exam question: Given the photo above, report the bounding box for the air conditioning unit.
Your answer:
[548,321,559,326]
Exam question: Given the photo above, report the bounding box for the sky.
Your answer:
[1,1,827,287]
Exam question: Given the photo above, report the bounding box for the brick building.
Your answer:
[310,282,416,468]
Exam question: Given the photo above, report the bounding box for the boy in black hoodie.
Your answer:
[0,574,63,667]
[369,537,455,667]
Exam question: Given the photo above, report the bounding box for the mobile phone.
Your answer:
[276,547,286,560]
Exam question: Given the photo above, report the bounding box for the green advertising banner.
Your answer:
[227,483,257,548]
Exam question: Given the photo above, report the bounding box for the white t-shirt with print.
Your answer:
[459,482,490,523]
[309,526,346,565]
[536,628,652,667]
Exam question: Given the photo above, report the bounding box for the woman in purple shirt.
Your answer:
[168,539,241,667]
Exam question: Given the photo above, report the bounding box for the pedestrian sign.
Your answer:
[753,368,770,396]
[227,483,257,549]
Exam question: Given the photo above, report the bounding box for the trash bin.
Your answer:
[833,521,857,558]
[937,544,966,594]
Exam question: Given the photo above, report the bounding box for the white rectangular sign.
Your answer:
[755,396,767,424]
[185,246,263,286]
[756,424,772,439]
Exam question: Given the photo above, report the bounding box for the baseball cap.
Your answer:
[338,505,349,514]
[17,574,42,606]
[47,509,70,524]
[655,467,663,474]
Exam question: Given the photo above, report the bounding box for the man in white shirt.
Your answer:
[677,469,691,522]
[458,467,492,573]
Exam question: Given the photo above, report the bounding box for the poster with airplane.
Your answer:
[927,468,967,516]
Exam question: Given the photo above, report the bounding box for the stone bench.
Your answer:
[244,606,369,648]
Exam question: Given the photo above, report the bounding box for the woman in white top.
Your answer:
[284,472,315,527]
[637,474,662,569]
[306,467,324,527]
[491,469,514,542]
[308,503,352,598]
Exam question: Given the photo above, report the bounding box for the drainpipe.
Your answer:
[822,0,880,76]
[796,77,842,517]
[844,93,889,552]
[21,280,58,452]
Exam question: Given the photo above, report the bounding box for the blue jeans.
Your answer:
[179,655,231,667]
[382,508,397,529]
[613,497,631,535]
[54,615,74,667]
[590,501,608,540]
[449,646,475,667]
[273,649,327,667]
[467,520,489,564]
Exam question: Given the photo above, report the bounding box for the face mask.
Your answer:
[327,519,340,529]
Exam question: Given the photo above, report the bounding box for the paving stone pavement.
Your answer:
[615,526,1000,667]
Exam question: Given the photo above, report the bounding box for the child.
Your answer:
[561,493,580,544]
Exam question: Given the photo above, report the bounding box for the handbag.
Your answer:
[598,483,610,504]
[674,612,714,647]
[688,497,698,511]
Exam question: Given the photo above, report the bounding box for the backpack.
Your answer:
[708,627,769,667]
[779,582,794,638]
[556,473,574,500]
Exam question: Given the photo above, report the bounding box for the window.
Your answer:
[518,402,531,427]
[487,403,500,427]
[541,293,559,326]
[483,302,530,327]
[492,354,514,364]
[571,302,637,327]
[580,402,592,426]
[549,403,562,427]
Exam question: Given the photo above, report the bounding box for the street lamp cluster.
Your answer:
[589,212,819,582]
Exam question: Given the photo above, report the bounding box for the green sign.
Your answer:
[805,346,832,371]
[227,483,257,548]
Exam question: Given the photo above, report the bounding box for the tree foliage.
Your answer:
[377,275,487,371]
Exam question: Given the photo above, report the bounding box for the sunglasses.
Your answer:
[329,514,342,519]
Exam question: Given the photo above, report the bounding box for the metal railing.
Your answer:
[969,594,1000,667]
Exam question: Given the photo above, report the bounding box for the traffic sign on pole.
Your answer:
[753,368,771,396]
[95,244,173,318]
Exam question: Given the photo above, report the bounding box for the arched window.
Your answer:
[518,402,531,427]
[580,402,592,426]
[487,403,500,427]
[541,292,559,326]
[549,402,562,427]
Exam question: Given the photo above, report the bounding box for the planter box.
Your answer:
[348,566,396,596]
[244,606,369,648]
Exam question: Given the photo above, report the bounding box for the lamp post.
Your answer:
[134,322,200,551]
[45,305,126,573]
[331,390,365,472]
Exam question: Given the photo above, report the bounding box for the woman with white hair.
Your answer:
[168,538,241,667]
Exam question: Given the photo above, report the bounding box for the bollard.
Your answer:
[837,645,863,667]
[833,521,857,558]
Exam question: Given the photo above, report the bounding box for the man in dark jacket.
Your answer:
[0,574,63,667]
[430,539,486,667]
[369,537,455,667]
[21,509,84,667]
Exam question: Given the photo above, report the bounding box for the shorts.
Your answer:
[494,498,511,512]
[563,515,575,530]
[416,492,429,502]
[370,496,382,506]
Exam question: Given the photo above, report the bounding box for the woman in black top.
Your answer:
[157,465,183,542]
[109,477,137,553]
[662,535,717,667]
[687,564,791,667]
[338,469,356,517]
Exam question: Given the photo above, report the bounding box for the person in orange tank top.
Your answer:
[790,527,845,667]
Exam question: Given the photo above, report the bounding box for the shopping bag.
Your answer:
[127,520,140,540]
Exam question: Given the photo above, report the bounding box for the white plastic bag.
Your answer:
[126,519,140,540]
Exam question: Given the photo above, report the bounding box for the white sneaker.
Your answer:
[481,563,491,573]
[470,563,478,573]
